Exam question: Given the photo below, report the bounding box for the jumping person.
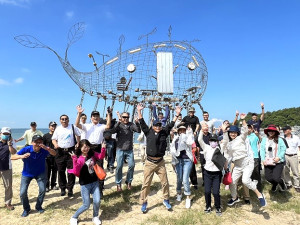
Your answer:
[69,139,105,225]
[108,111,141,191]
[198,125,223,216]
[11,135,56,217]
[247,103,265,132]
[171,125,194,209]
[138,103,182,213]
[260,124,287,192]
[75,105,111,197]
[221,113,266,207]
[0,127,17,210]
[52,114,81,197]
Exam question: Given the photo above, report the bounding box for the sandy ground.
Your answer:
[0,150,300,225]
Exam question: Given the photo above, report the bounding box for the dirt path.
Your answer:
[0,151,299,225]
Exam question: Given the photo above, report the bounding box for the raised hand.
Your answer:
[76,105,84,113]
[235,110,239,117]
[260,102,264,108]
[101,141,106,149]
[152,102,156,106]
[175,105,182,115]
[221,123,229,132]
[137,103,144,111]
[240,113,246,120]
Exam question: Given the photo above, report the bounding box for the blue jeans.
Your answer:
[72,181,100,218]
[20,172,46,211]
[115,149,135,185]
[175,158,193,195]
[106,141,115,168]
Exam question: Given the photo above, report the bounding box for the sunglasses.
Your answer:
[122,116,129,119]
[153,124,162,127]
[61,118,69,121]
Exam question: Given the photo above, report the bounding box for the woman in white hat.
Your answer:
[170,125,194,208]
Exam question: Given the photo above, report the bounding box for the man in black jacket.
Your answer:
[137,103,182,213]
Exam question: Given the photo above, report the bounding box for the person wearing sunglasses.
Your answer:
[138,103,182,213]
[108,111,141,192]
[52,114,81,197]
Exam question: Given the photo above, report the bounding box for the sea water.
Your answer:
[11,128,49,147]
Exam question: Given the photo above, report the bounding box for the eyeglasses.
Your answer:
[61,118,69,121]
[122,116,129,119]
[153,124,162,127]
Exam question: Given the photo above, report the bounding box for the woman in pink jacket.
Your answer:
[69,139,106,225]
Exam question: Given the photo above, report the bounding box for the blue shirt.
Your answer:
[247,133,260,158]
[17,146,49,177]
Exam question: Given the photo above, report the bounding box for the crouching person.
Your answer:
[11,135,56,217]
[138,103,182,213]
[68,139,106,225]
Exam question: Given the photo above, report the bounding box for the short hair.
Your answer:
[252,113,257,116]
[121,112,130,117]
[158,112,163,116]
[60,114,69,120]
[223,120,229,124]
[80,113,87,118]
[203,111,209,115]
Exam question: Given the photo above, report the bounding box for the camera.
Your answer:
[268,147,272,152]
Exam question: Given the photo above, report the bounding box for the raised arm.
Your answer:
[239,113,248,141]
[137,103,150,134]
[260,102,265,121]
[164,105,170,120]
[75,105,84,130]
[106,107,112,129]
[152,103,158,120]
[232,110,239,125]
[165,105,182,134]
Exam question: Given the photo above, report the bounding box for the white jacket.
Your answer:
[170,129,194,165]
[221,126,248,162]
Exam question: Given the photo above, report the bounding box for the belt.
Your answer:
[147,156,163,164]
[59,146,75,152]
[285,154,297,157]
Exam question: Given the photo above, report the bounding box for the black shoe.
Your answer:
[46,187,50,192]
[36,208,45,214]
[204,207,211,213]
[68,191,73,197]
[193,185,198,190]
[244,200,251,205]
[109,167,114,174]
[61,189,66,196]
[271,184,277,192]
[287,185,293,190]
[227,198,240,206]
[279,179,287,192]
[216,208,222,216]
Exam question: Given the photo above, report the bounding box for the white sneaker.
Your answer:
[92,217,102,225]
[185,198,191,209]
[176,194,182,202]
[70,217,78,225]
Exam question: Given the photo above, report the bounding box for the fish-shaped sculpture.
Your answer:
[15,22,208,108]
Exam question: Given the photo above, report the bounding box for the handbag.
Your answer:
[223,171,232,185]
[265,144,277,166]
[93,164,107,180]
[211,148,226,171]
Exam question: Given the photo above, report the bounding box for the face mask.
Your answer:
[1,135,10,141]
[210,141,218,148]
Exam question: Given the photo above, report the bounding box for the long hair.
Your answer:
[266,132,279,144]
[75,139,95,159]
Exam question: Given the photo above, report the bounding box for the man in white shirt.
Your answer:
[15,122,43,146]
[200,111,214,134]
[52,114,81,197]
[282,126,300,192]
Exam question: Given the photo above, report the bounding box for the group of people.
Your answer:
[0,102,299,224]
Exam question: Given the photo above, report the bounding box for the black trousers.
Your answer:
[251,158,262,192]
[189,163,198,186]
[204,170,222,209]
[55,148,75,192]
[264,163,284,187]
[46,155,58,188]
[90,144,104,192]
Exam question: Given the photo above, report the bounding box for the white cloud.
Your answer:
[0,0,30,7]
[21,68,31,73]
[66,11,74,19]
[0,79,10,85]
[14,77,24,84]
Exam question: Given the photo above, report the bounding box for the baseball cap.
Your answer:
[188,107,195,112]
[1,127,11,134]
[91,111,100,117]
[30,122,37,126]
[49,121,57,126]
[32,135,43,142]
[153,120,162,126]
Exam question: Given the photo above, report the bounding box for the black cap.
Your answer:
[30,122,37,126]
[49,121,57,126]
[91,111,100,117]
[32,135,43,142]
[209,134,218,142]
[153,120,162,126]
[282,126,292,131]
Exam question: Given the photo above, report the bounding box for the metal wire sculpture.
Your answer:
[14,22,208,111]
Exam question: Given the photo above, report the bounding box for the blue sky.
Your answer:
[0,0,299,128]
